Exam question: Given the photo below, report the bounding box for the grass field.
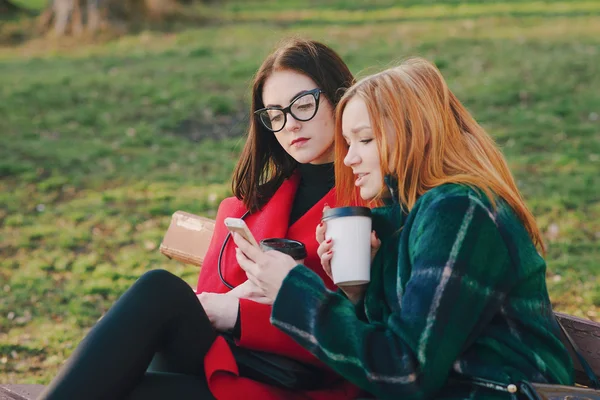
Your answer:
[1,0,599,384]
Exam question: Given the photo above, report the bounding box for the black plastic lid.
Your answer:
[321,206,371,221]
[259,238,307,260]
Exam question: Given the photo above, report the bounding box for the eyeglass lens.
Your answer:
[259,91,318,132]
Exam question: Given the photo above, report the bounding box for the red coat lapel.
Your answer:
[196,174,300,293]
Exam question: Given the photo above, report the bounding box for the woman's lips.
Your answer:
[291,138,310,147]
[355,173,369,186]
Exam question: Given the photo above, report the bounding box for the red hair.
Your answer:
[334,58,545,252]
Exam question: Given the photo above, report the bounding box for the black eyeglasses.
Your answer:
[254,88,323,133]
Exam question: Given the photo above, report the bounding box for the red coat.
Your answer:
[196,173,363,400]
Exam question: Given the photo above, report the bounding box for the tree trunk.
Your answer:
[38,0,184,36]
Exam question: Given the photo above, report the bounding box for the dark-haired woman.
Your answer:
[39,38,363,400]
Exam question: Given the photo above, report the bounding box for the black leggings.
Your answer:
[39,269,217,400]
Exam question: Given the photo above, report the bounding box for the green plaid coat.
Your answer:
[271,183,573,399]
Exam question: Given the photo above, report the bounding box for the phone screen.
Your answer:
[224,218,259,248]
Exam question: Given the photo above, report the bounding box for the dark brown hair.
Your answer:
[231,37,354,212]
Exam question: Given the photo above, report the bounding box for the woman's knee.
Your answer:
[135,269,187,293]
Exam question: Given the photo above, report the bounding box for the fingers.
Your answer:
[315,220,327,244]
[244,273,263,294]
[320,249,333,278]
[370,230,381,261]
[232,232,263,261]
[316,237,333,258]
[235,250,263,290]
[235,247,258,276]
[316,204,330,244]
[317,235,334,279]
[370,230,381,250]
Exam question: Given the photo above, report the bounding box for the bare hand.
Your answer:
[232,233,298,303]
[227,280,271,304]
[315,205,331,245]
[197,292,240,332]
[316,206,381,304]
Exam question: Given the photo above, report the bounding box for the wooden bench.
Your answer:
[0,384,45,400]
[556,312,600,386]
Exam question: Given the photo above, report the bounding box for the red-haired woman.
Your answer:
[234,58,574,399]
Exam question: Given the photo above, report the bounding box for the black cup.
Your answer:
[259,238,307,261]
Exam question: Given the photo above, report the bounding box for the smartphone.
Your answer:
[224,217,260,248]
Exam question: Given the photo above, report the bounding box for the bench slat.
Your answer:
[0,384,45,400]
[555,312,600,386]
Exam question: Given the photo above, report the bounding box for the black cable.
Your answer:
[217,210,251,289]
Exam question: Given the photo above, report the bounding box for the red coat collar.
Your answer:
[197,172,336,293]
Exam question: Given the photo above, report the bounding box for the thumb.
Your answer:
[370,230,381,250]
[370,231,381,263]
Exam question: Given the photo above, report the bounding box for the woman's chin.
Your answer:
[359,187,378,201]
[289,150,316,164]
[291,150,333,165]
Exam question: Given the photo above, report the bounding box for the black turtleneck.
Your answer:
[289,162,335,226]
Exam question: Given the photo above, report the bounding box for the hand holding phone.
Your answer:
[224,217,260,248]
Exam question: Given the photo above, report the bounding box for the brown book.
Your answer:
[159,211,216,268]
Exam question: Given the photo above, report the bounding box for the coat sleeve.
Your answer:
[270,195,514,399]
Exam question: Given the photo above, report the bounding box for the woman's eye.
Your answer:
[360,139,373,144]
[271,115,283,122]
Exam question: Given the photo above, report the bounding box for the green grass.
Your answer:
[1,0,600,385]
[217,1,600,23]
[10,0,45,10]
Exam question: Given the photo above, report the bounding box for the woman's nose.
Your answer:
[284,112,301,132]
[344,146,360,167]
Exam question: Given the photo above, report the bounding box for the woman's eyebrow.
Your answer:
[342,125,372,140]
[265,89,310,108]
[351,125,372,134]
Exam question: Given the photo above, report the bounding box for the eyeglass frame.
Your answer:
[254,88,324,133]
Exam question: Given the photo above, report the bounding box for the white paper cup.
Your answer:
[322,207,372,286]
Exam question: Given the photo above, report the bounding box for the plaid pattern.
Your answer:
[271,184,573,399]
